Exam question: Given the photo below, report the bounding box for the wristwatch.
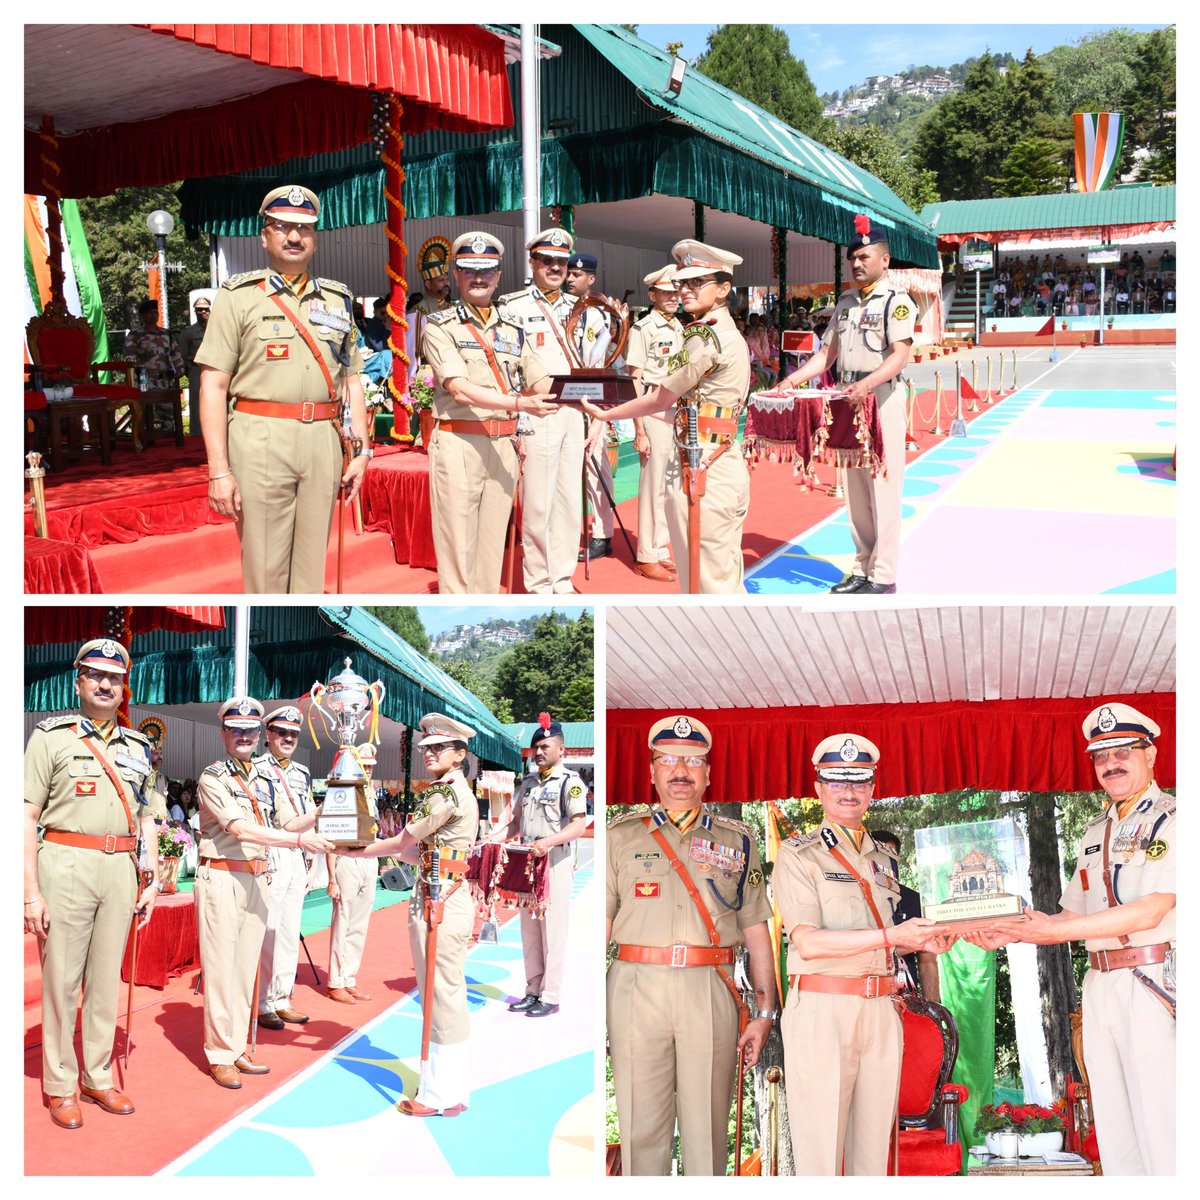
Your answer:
[355,447,374,459]
[754,1008,780,1022]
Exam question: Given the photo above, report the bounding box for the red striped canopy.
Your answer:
[26,606,227,645]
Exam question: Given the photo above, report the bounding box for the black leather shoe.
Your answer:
[859,581,897,594]
[508,994,539,1013]
[526,1000,560,1018]
[829,574,868,594]
[578,538,612,561]
[257,1012,285,1030]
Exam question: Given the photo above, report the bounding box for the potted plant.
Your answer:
[975,1101,1067,1157]
[407,371,436,450]
[154,819,195,894]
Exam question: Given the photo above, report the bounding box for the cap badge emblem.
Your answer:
[238,699,253,716]
[471,235,487,254]
[287,186,305,206]
[839,738,859,762]
[100,640,118,658]
[673,717,692,737]
[1097,706,1117,733]
[550,230,566,246]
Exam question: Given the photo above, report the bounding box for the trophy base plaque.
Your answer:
[923,893,1027,931]
[551,369,637,407]
[316,782,377,850]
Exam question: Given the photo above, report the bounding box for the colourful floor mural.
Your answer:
[747,359,1175,594]
[164,860,596,1176]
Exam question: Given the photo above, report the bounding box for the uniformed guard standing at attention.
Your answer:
[772,734,953,1175]
[582,241,751,593]
[982,703,1175,1175]
[346,715,480,1116]
[196,698,334,1088]
[197,185,372,594]
[325,742,380,1005]
[24,639,164,1129]
[422,231,558,593]
[491,714,588,1017]
[409,235,453,379]
[254,706,316,1029]
[783,216,916,594]
[500,228,587,594]
[606,716,777,1175]
[625,266,684,582]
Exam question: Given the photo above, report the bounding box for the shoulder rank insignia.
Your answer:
[713,813,754,836]
[221,269,270,290]
[36,714,79,732]
[428,308,458,326]
[121,726,150,746]
[784,828,823,850]
[609,808,648,828]
[317,277,352,296]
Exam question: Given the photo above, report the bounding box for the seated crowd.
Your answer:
[986,249,1176,318]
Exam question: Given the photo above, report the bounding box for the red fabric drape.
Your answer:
[119,891,200,988]
[935,223,1173,250]
[24,537,100,595]
[607,695,1175,804]
[25,606,226,645]
[359,449,436,568]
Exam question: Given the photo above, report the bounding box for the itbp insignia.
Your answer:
[667,348,690,372]
[748,868,763,888]
[1146,839,1168,860]
[569,784,584,798]
[891,303,911,321]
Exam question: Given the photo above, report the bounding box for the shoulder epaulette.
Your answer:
[317,277,352,296]
[36,714,79,732]
[710,812,753,836]
[784,829,823,850]
[427,309,458,326]
[1157,792,1176,816]
[202,761,233,779]
[220,269,270,290]
[608,808,648,827]
[121,727,150,746]
[498,288,530,306]
[683,320,722,353]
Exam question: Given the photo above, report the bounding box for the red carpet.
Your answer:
[24,901,515,1175]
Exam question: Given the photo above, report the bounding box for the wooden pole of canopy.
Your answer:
[379,92,414,444]
[38,116,67,318]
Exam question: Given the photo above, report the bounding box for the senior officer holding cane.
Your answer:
[582,241,751,593]
[782,216,915,595]
[24,639,165,1129]
[978,703,1175,1175]
[626,266,684,582]
[422,232,558,593]
[491,715,588,1018]
[254,706,317,1029]
[607,716,776,1175]
[196,698,335,1088]
[772,734,955,1175]
[500,228,587,593]
[197,185,371,594]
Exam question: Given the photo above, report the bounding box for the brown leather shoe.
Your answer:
[48,1095,83,1129]
[209,1063,242,1089]
[347,986,373,1001]
[274,1006,309,1024]
[633,561,675,582]
[234,1053,270,1075]
[327,986,357,1004]
[397,1097,467,1117]
[257,1011,286,1030]
[79,1086,135,1115]
[662,558,677,572]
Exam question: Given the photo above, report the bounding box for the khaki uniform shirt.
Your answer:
[659,307,751,429]
[627,310,684,423]
[512,763,587,865]
[253,753,312,824]
[407,769,479,858]
[773,824,901,977]
[25,716,162,832]
[196,759,274,862]
[607,806,771,946]
[421,304,549,422]
[195,269,365,404]
[1061,782,1175,952]
[829,280,917,402]
[499,286,578,374]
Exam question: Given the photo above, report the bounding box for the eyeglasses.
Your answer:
[268,728,299,739]
[530,254,566,267]
[652,754,706,768]
[824,781,874,794]
[1090,744,1148,764]
[78,669,120,685]
[422,744,454,755]
[264,220,314,236]
[677,277,718,291]
[456,267,499,278]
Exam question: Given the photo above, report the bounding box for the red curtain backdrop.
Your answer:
[607,694,1175,805]
[25,606,226,645]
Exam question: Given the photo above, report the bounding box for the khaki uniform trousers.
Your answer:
[259,847,306,1014]
[520,406,584,593]
[637,418,674,563]
[607,958,739,1175]
[845,386,906,586]
[329,855,376,989]
[428,427,517,594]
[409,879,475,1044]
[520,846,572,1005]
[585,446,615,539]
[665,442,749,594]
[38,841,137,1095]
[195,864,269,1065]
[782,990,903,1175]
[1082,963,1175,1174]
[227,409,342,594]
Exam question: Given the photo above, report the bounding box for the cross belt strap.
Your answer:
[789,973,901,998]
[617,943,735,967]
[826,841,896,973]
[261,282,338,401]
[77,730,139,868]
[465,324,519,395]
[43,829,138,854]
[200,856,268,875]
[1088,942,1170,972]
[1100,817,1132,949]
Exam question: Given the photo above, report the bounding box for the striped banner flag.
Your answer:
[1074,112,1126,192]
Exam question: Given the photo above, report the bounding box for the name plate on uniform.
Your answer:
[550,369,637,407]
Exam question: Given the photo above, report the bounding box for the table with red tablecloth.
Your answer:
[743,389,827,463]
[360,445,437,568]
[120,891,199,989]
[25,535,100,593]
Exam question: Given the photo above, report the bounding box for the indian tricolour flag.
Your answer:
[1074,112,1126,192]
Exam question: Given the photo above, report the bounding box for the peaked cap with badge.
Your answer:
[526,227,573,258]
[670,239,742,281]
[568,252,598,272]
[452,231,504,271]
[647,714,713,756]
[218,697,265,730]
[530,710,565,747]
[1081,702,1160,752]
[644,265,678,292]
[416,712,476,746]
[73,638,131,675]
[812,733,880,782]
[264,705,303,733]
[259,184,321,225]
[847,213,889,255]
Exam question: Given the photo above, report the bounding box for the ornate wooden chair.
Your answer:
[893,992,969,1175]
[1065,1008,1102,1173]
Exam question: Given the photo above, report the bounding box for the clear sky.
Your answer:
[634,23,1172,97]
[417,605,591,637]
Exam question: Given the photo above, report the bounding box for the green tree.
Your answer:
[364,606,430,656]
[1127,28,1176,182]
[991,136,1070,196]
[76,184,211,342]
[693,25,825,137]
[823,124,939,210]
[490,611,593,723]
[1042,29,1140,117]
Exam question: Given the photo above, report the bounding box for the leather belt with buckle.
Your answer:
[789,973,901,998]
[1088,942,1170,972]
[616,943,736,968]
[200,856,268,875]
[43,829,138,854]
[234,398,339,423]
[436,418,517,438]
